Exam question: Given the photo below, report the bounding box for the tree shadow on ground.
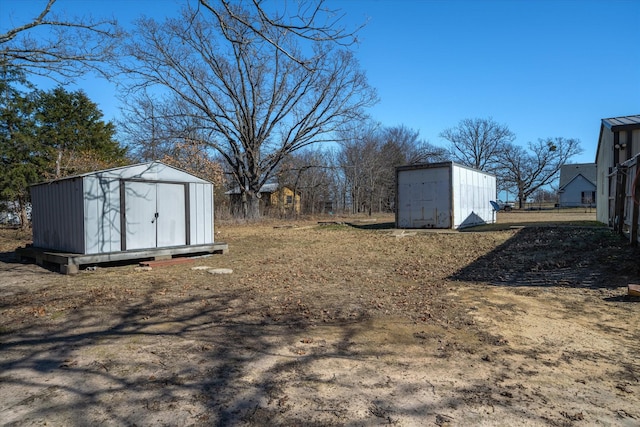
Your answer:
[4,274,593,426]
[4,225,639,425]
[0,251,19,263]
[450,226,640,290]
[0,284,379,425]
[5,277,504,425]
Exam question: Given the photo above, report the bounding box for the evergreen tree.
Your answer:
[0,66,43,227]
[0,78,128,228]
[36,87,127,179]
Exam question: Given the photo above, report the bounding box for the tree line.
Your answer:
[1,0,582,225]
[242,117,581,217]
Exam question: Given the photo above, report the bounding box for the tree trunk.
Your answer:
[244,192,261,219]
[56,149,63,179]
[18,197,29,230]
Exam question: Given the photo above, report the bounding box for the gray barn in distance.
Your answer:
[24,161,227,274]
[396,162,497,229]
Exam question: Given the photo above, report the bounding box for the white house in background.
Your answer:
[595,115,640,226]
[558,163,596,207]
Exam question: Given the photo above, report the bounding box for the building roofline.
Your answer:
[596,115,640,164]
[30,161,208,187]
[558,173,596,191]
[602,114,640,132]
[395,161,496,177]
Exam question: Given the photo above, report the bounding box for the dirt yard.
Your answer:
[1,209,639,426]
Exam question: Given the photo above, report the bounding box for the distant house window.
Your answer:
[581,191,595,205]
[286,195,293,204]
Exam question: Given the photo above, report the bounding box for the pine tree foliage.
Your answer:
[36,87,127,179]
[0,67,42,226]
[0,77,127,227]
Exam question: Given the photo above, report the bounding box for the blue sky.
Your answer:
[3,0,640,164]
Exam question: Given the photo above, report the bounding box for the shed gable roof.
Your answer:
[31,161,210,187]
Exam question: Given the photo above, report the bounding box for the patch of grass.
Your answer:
[50,310,66,321]
[0,227,32,252]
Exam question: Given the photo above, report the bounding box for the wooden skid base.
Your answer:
[16,243,229,275]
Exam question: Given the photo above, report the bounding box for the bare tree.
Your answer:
[198,0,363,68]
[118,1,376,219]
[336,121,380,214]
[277,149,334,215]
[440,117,515,172]
[377,125,448,211]
[336,123,447,214]
[382,125,448,164]
[0,0,121,80]
[496,137,583,208]
[118,90,181,162]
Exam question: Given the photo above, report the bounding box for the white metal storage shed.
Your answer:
[396,162,496,229]
[25,161,226,273]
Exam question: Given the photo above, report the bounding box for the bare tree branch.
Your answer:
[198,0,365,69]
[496,137,583,208]
[0,0,122,81]
[440,117,515,172]
[118,2,376,218]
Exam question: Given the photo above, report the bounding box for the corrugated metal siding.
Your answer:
[84,175,122,254]
[622,155,639,240]
[603,115,640,130]
[189,182,214,245]
[98,162,209,183]
[156,183,187,247]
[626,155,640,245]
[30,162,215,254]
[451,165,496,229]
[596,127,640,225]
[31,178,85,252]
[597,129,614,223]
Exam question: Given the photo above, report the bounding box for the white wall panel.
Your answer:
[189,182,214,245]
[84,176,122,254]
[156,183,186,247]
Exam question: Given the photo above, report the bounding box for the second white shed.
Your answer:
[396,162,496,229]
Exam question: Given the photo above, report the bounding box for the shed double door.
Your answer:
[123,181,187,250]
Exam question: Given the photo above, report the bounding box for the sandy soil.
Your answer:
[1,210,639,426]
